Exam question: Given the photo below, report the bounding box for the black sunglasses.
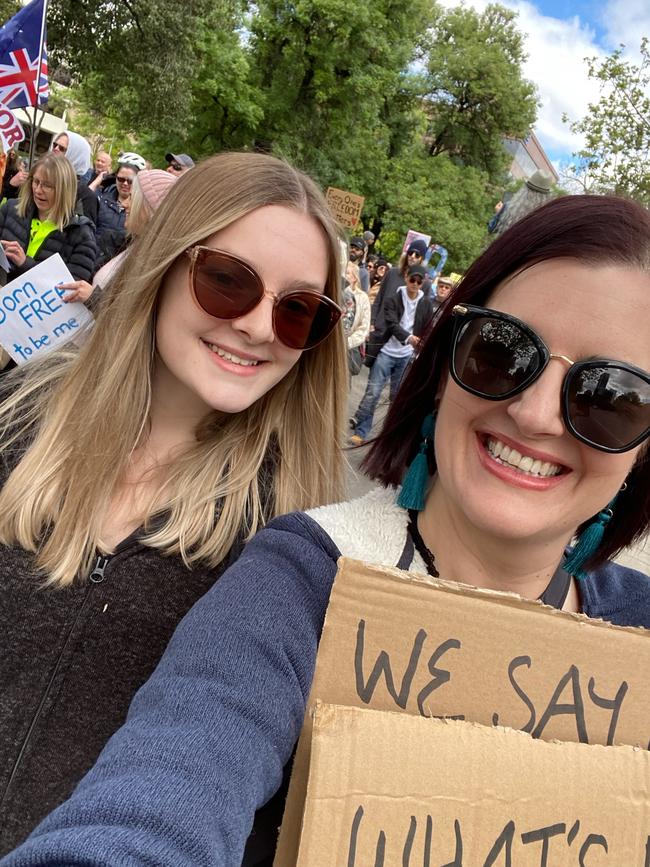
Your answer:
[407,275,424,285]
[116,175,133,185]
[185,247,342,351]
[450,304,650,454]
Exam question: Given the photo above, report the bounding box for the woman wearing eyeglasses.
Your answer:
[0,152,345,857]
[4,195,649,867]
[0,153,97,283]
[95,152,146,266]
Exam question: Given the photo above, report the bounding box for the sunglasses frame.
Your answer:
[450,304,650,454]
[185,246,342,351]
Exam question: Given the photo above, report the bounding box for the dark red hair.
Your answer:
[363,195,650,569]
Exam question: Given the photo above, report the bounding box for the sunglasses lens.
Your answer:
[192,250,261,319]
[453,316,543,397]
[567,364,650,451]
[275,292,341,350]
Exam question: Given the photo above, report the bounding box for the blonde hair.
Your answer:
[17,153,77,230]
[125,176,153,237]
[346,261,361,292]
[0,152,347,587]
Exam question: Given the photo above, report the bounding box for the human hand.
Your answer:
[1,239,26,266]
[59,280,94,303]
[9,170,28,188]
[407,335,420,348]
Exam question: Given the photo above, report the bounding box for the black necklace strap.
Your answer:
[406,510,572,611]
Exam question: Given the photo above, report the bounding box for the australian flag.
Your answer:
[0,0,48,110]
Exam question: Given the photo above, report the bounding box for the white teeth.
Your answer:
[485,437,562,478]
[207,343,260,367]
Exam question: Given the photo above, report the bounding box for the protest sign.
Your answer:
[275,558,650,864]
[402,229,431,254]
[0,254,93,364]
[0,105,24,150]
[325,187,365,228]
[296,703,650,866]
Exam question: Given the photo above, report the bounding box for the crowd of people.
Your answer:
[0,143,648,867]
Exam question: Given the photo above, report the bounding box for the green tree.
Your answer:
[379,146,493,272]
[424,4,538,178]
[248,0,436,194]
[564,39,650,205]
[0,0,21,26]
[47,0,248,138]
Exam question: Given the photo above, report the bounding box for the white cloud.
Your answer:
[601,0,650,53]
[437,0,606,158]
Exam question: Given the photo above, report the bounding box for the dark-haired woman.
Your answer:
[6,195,650,866]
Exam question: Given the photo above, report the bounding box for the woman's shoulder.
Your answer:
[306,486,420,570]
[582,557,650,627]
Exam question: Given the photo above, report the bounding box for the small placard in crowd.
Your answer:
[402,228,431,253]
[0,254,93,364]
[325,187,365,228]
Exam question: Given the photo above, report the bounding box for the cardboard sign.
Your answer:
[325,187,365,228]
[275,558,650,864]
[0,105,25,150]
[296,703,650,866]
[402,229,431,254]
[0,254,93,364]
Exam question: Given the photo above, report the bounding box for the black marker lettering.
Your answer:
[375,830,386,867]
[403,816,417,866]
[578,833,608,865]
[532,665,588,743]
[587,677,628,746]
[423,815,432,867]
[417,638,462,717]
[355,621,426,709]
[521,823,566,866]
[347,806,364,866]
[441,818,463,866]
[567,821,580,846]
[483,820,515,867]
[508,656,536,733]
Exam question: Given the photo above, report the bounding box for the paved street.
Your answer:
[344,368,650,575]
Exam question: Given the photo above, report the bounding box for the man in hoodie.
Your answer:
[350,263,433,444]
[51,131,98,227]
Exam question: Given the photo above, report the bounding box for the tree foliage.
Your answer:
[424,4,538,177]
[45,0,538,272]
[565,39,650,206]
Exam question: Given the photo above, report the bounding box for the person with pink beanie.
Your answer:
[59,169,178,304]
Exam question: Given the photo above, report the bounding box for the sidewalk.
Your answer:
[345,368,650,576]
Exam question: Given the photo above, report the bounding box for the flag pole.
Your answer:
[28,0,48,169]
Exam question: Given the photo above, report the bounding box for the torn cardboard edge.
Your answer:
[296,702,650,866]
[274,557,650,865]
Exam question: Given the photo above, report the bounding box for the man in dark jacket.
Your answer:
[350,263,433,443]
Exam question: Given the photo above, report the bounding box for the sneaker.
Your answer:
[349,417,357,430]
[349,434,365,446]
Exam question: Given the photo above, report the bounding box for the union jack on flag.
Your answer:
[0,0,48,110]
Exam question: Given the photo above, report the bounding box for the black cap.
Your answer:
[350,236,366,251]
[407,239,428,257]
[407,263,426,278]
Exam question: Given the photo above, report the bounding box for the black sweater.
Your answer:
[0,442,275,855]
[0,200,97,282]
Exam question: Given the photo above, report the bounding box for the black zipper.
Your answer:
[0,554,111,809]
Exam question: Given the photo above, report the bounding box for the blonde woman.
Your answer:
[0,152,346,855]
[344,260,370,376]
[0,153,97,282]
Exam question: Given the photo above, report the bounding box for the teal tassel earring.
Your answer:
[564,488,624,580]
[397,413,435,511]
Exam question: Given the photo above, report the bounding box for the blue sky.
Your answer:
[440,0,650,171]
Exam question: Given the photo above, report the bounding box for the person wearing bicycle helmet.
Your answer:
[95,151,146,265]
